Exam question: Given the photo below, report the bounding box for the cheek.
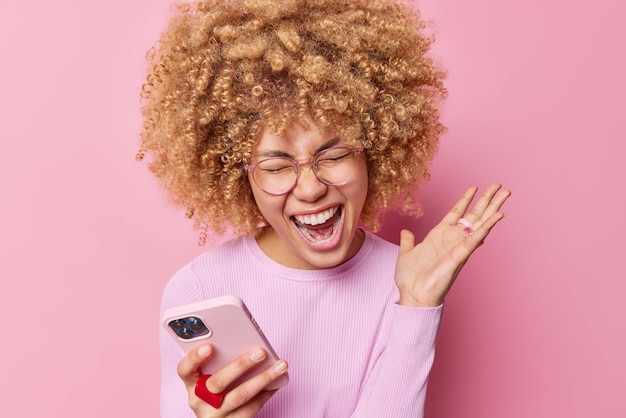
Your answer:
[249,184,283,221]
[341,166,369,218]
[352,161,369,202]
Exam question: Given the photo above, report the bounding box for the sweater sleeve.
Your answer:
[350,304,443,418]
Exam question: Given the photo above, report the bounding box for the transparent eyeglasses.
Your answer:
[245,146,364,196]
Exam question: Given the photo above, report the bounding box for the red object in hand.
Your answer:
[195,375,225,409]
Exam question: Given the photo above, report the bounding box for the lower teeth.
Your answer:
[302,225,333,241]
[297,213,339,242]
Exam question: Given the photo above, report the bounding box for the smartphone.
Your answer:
[162,295,288,391]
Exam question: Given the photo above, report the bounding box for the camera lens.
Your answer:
[179,328,194,339]
[169,320,186,330]
[189,318,206,332]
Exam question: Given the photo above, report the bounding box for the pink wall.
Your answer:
[1,0,624,416]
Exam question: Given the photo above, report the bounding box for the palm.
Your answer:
[394,183,511,307]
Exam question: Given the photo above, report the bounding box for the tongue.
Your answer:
[295,211,338,241]
[308,224,334,240]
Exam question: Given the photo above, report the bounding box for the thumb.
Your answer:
[399,229,415,253]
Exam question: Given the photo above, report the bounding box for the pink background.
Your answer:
[1,0,624,416]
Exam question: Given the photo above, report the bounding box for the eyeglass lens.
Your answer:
[251,147,360,195]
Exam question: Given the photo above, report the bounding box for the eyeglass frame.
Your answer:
[244,146,365,196]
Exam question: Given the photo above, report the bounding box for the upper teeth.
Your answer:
[294,207,338,226]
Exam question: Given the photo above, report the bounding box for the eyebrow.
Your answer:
[255,138,340,159]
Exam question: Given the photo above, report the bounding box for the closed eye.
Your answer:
[258,158,295,174]
[261,166,292,174]
[320,153,350,162]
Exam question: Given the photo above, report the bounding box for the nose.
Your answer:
[291,164,327,201]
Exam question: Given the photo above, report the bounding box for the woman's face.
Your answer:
[249,121,368,270]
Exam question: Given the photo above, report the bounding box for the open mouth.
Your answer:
[292,206,342,243]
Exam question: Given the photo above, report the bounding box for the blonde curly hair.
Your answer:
[138,0,446,236]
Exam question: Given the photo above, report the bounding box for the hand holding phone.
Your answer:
[162,295,289,392]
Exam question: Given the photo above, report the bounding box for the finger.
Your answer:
[222,361,288,410]
[441,186,478,225]
[177,344,213,386]
[462,183,503,223]
[488,186,511,212]
[469,186,511,230]
[464,211,505,250]
[230,390,277,417]
[204,347,270,394]
[399,229,416,253]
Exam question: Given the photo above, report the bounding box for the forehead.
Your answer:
[253,121,338,157]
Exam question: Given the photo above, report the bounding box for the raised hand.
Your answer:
[394,183,511,307]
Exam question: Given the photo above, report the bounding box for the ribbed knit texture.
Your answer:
[160,231,442,417]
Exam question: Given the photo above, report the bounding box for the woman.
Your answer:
[138,0,510,416]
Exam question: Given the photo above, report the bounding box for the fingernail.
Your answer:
[250,349,264,362]
[273,361,287,374]
[198,345,210,356]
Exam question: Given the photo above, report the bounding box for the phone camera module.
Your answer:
[169,317,210,339]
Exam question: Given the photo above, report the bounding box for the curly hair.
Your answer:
[138,0,446,236]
